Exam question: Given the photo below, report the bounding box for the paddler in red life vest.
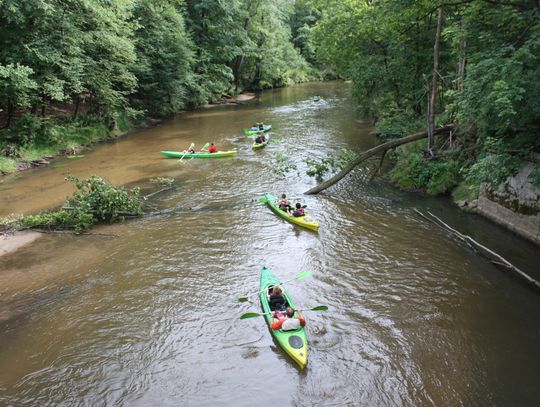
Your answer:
[278,193,292,213]
[208,143,217,153]
[292,202,305,217]
[271,307,306,331]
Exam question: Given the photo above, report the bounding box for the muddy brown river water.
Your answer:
[1,82,539,406]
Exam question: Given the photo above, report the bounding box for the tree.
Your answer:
[0,63,37,127]
[132,0,194,116]
[427,7,444,153]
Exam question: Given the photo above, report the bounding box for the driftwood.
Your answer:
[414,209,540,293]
[33,229,119,237]
[368,149,387,182]
[305,124,455,195]
[143,186,173,199]
[61,206,140,217]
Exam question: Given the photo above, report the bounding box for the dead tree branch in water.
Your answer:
[305,124,455,195]
[368,149,388,182]
[33,229,120,237]
[143,186,172,199]
[414,208,540,293]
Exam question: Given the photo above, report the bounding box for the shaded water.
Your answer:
[1,82,539,406]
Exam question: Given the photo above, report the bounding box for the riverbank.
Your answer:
[0,231,42,257]
[0,94,259,178]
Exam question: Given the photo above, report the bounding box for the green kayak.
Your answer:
[243,124,272,136]
[160,150,237,159]
[262,193,319,232]
[260,266,308,369]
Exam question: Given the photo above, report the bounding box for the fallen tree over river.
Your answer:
[304,124,455,195]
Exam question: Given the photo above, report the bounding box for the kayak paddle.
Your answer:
[240,305,328,319]
[238,270,312,302]
[178,143,195,162]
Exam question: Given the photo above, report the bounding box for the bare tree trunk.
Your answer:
[5,102,13,128]
[305,124,455,195]
[450,17,466,123]
[427,7,444,153]
[73,95,80,119]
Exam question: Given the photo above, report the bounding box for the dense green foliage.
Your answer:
[0,0,317,171]
[310,0,540,196]
[1,175,144,233]
[304,149,356,178]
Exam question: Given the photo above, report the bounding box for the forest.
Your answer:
[1,0,539,201]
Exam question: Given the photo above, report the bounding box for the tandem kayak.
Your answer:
[243,124,272,136]
[160,150,237,158]
[252,134,270,149]
[260,266,308,369]
[261,193,319,232]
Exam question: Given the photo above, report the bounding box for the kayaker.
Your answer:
[258,122,264,130]
[271,308,305,331]
[268,286,286,311]
[255,135,262,144]
[187,145,196,154]
[278,193,292,213]
[292,202,305,217]
[208,143,217,153]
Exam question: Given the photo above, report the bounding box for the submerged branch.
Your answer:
[414,208,540,293]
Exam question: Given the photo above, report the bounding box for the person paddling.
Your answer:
[203,143,217,153]
[278,193,292,213]
[268,285,286,311]
[292,202,305,217]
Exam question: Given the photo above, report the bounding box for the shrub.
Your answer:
[465,153,520,188]
[390,153,461,195]
[1,175,144,234]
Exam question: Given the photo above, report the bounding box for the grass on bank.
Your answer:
[0,112,137,174]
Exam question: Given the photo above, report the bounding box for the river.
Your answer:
[1,82,539,406]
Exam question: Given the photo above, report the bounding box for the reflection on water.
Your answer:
[1,82,539,406]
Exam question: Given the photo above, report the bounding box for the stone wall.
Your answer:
[477,157,540,245]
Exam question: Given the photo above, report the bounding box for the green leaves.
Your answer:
[0,63,37,109]
[304,149,356,178]
[65,175,143,223]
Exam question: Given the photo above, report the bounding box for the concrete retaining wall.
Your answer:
[477,158,540,245]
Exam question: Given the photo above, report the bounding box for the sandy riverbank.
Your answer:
[0,231,42,258]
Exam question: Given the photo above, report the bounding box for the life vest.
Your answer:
[293,208,305,217]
